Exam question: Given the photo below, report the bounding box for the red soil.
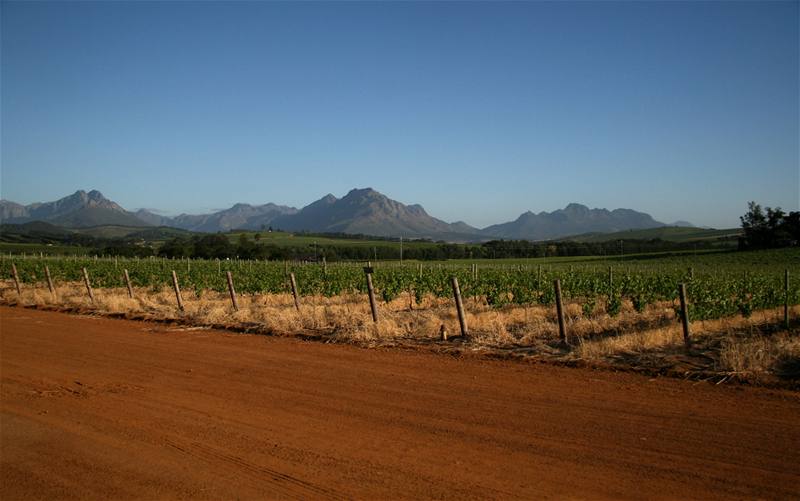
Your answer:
[1,306,799,500]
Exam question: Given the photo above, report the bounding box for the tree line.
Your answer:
[152,233,730,261]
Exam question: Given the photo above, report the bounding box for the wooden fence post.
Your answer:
[82,267,95,303]
[45,265,55,298]
[123,269,134,298]
[226,271,239,311]
[554,279,567,344]
[171,270,184,311]
[678,283,691,347]
[785,269,790,329]
[11,263,21,295]
[451,276,468,338]
[364,265,378,323]
[289,272,300,311]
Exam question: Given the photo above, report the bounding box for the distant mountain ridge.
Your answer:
[1,188,681,242]
[141,203,298,232]
[482,203,666,241]
[271,188,480,240]
[0,190,148,228]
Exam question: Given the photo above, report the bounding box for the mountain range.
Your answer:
[0,188,682,241]
[483,203,665,240]
[136,203,298,233]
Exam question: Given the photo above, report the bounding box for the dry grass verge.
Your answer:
[2,281,797,387]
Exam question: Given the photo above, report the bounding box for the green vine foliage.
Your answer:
[2,250,798,322]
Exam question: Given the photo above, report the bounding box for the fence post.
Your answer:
[608,266,613,292]
[82,267,95,303]
[226,271,239,311]
[289,272,300,311]
[45,265,55,298]
[364,264,378,323]
[11,263,21,295]
[451,276,468,338]
[678,283,691,347]
[785,269,790,329]
[124,269,134,298]
[171,270,184,311]
[554,279,567,344]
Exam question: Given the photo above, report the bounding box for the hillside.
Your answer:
[72,225,193,240]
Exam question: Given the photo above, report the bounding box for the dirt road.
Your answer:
[1,306,799,500]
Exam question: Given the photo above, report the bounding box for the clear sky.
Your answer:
[1,0,798,229]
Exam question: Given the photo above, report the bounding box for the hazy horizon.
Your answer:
[2,1,798,229]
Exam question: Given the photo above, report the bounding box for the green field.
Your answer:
[0,242,89,255]
[72,225,193,240]
[447,248,730,266]
[567,226,741,243]
[225,230,455,249]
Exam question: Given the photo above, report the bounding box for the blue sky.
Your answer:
[1,0,798,229]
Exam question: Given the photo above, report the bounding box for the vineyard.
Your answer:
[3,249,798,321]
[2,249,799,384]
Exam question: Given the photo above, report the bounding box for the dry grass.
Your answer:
[576,325,685,359]
[719,334,800,376]
[2,280,798,385]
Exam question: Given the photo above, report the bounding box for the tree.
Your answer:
[740,202,769,248]
[194,235,235,259]
[784,211,800,242]
[739,201,799,249]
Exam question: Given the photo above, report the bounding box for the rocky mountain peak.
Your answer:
[563,203,590,214]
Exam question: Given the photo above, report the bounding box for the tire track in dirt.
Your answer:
[163,439,348,500]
